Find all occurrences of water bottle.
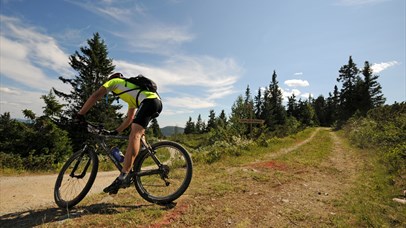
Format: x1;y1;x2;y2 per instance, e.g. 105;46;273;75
111;147;124;163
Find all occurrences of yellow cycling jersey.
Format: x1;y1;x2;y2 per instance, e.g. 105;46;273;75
103;78;159;108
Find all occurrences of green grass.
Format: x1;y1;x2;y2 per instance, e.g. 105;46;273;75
332;132;406;227
276;128;332;167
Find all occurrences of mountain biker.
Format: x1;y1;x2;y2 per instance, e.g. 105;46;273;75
76;72;162;194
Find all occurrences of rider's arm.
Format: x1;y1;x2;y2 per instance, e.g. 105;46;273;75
115;107;136;133
78;86;108;115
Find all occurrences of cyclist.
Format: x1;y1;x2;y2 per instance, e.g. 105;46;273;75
76;72;162;194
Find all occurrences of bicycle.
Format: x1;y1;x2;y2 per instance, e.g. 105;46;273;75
54;122;193;209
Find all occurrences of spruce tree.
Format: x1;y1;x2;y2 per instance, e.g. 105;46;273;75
264;71;286;130
254;87;263;119
217;110;228;128
184;117;195;134
196;114;204;133
287;94;298;118
41;90;64;120
337;56;360;121
206;109;217;132
361;61;386;112
54;33;120;126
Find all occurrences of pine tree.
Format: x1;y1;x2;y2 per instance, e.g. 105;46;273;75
337;56;360;121
243;85;255;120
254;87;263;119
360;61;386;113
196;114;204;133
287;94;298;117
53;33;120;126
229;95;248;135
206;109;217;132
184;117;196;134
314;95;327;126
264;71;286;130
41;90;64;120
217;110;228;128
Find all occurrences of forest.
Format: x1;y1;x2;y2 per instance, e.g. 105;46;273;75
0;33;404;187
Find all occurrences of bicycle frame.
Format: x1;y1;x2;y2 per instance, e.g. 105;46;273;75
85;123;164;175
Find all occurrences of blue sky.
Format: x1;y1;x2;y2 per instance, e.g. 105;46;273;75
1;0;405;127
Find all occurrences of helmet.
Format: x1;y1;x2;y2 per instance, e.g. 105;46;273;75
108;72;124;80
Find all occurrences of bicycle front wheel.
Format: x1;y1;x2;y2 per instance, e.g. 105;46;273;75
133;141;193;204
54;148;98;209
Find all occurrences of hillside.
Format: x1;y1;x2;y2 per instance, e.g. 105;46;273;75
161;126;185;136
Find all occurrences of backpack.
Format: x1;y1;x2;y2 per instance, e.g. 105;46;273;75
113;74;159;107
125;74;157;92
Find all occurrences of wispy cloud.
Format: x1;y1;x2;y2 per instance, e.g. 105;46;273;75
0;15;72;90
371;61;399;73
0;15;72;118
68;0;194;55
293;72;303;76
0;86;50;117
0;87;20;95
115;55;242;110
284;79;310;87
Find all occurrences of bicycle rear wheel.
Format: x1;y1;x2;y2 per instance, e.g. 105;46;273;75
54;148;98;209
133;141;193;204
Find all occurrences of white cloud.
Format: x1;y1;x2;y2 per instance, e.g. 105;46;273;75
371;61;399;73
114;55;242;110
284;79;310;87
0;15;72;91
281;88;301;101
294;72;303;76
0;87;47;118
0;87;20;95
166;96;216;109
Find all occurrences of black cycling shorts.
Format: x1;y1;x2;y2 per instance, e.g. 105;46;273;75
133;98;162;129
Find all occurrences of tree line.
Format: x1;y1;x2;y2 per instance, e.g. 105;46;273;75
184;56;386;137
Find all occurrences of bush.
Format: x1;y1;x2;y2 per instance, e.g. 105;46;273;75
0;152;24;171
344;103;406;185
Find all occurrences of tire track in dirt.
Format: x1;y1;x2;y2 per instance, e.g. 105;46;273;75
265;127;321;159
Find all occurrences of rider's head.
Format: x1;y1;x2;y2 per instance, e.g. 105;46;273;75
108;72;124;81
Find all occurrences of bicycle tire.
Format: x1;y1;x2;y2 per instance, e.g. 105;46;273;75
54;148;99;209
133;141;193;204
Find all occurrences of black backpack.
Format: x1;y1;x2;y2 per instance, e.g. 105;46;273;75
126;74;157;92
114;74;159;106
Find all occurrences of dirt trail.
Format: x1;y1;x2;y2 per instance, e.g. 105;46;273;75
167;128;361;227
0;170;119;215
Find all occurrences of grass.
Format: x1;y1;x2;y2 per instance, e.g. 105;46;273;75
6;127;405;227
276;128;333;167
332;133;406;227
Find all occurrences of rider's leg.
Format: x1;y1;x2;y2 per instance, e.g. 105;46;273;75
103;123;145;194
122;123;145;173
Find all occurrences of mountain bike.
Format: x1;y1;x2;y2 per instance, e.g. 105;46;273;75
54;122;193;209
